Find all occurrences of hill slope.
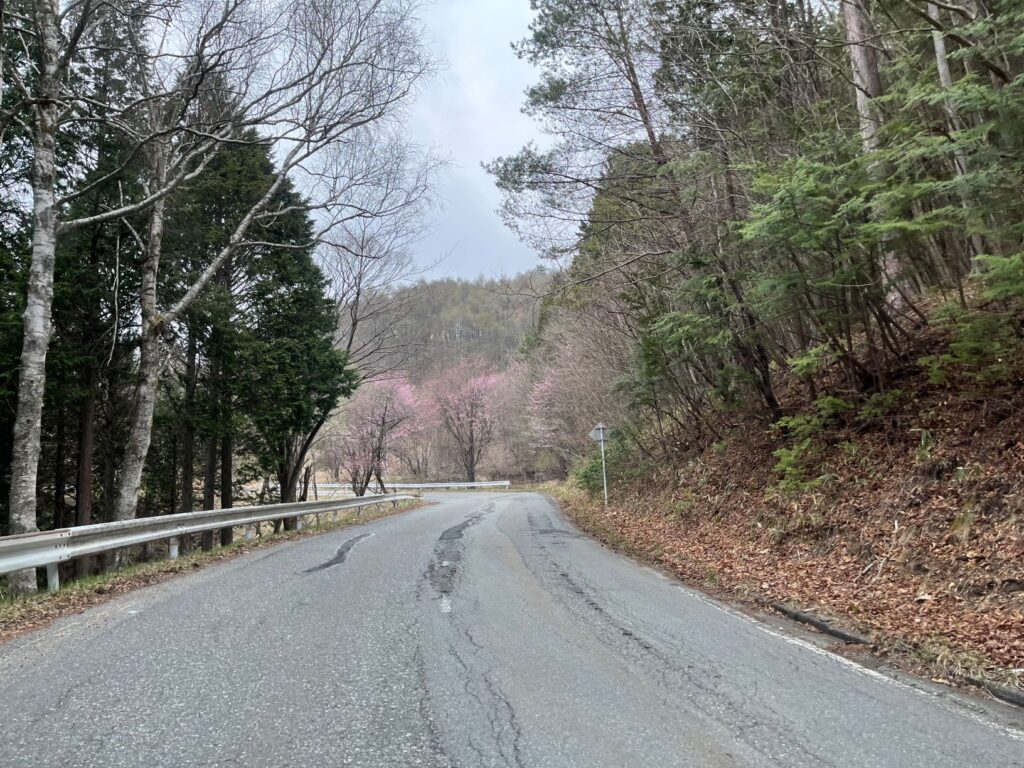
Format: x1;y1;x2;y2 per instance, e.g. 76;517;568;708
559;319;1024;682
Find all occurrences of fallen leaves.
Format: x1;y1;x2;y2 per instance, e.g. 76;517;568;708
556;353;1024;677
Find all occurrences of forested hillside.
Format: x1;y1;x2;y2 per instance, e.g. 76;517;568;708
388;272;544;379
312;271;544;490
478;0;1024;680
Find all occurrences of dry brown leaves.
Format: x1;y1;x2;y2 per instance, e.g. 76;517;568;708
560;345;1024;677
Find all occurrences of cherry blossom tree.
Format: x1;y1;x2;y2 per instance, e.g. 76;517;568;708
389;384;438;480
431;364;502;482
336;377;418;496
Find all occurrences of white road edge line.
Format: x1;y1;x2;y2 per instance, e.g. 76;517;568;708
674;583;1024;742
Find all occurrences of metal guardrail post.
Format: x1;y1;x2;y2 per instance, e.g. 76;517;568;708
46;564;59;593
168;537;180;560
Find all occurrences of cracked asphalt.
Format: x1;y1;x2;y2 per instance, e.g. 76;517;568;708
0;492;1022;767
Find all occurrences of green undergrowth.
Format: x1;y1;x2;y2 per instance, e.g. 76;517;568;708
573;431;655;497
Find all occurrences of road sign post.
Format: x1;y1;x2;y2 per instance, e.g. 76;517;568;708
589;423;609;506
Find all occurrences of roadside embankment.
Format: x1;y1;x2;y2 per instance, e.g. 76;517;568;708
553;346;1024;695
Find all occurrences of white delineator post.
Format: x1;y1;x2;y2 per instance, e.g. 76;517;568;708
589;423;609;506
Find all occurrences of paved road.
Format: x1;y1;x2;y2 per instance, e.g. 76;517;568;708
0;492;1021;767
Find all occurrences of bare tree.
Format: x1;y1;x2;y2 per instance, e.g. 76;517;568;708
321;131;439;380
109;0;431;526
2;0;265;591
290;133;438;499
334;379;416;496
521;307;632;466
259;131;438;508
488;0;670;263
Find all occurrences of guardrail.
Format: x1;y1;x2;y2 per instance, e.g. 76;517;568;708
0;495;413;593
318;481;511;492
388;481;511;490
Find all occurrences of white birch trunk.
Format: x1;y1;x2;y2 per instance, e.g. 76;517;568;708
842;0;884;152
108;147;293;528
928;3;986;270
6;1;62;594
841;0;902;292
111;333;168;523
111;146;169;525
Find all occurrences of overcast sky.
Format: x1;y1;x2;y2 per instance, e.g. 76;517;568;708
408;1;542;280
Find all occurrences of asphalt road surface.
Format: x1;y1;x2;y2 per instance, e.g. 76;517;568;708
1;492;1021;767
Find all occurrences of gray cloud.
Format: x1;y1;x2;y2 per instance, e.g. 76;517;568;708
408;0;542;279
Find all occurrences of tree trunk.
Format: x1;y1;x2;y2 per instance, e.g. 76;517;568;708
74;208;106;576
202;438;217;550
0;420;11;537
101;430;116;521
299;464;311;502
373;465;386;494
53;389;67;529
279;418;328;529
352;468;369;498
179;333;196;554
609;4;665;165
6;3;62;593
220;435;233;546
74;368;97;578
111;330;166;522
107;330;165;568
111;144;169;525
928;2;986;271
168;434;178;517
280;460;299;530
842;0;884;153
842;0;904;292
280;466;297;502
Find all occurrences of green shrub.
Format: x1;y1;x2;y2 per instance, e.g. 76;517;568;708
774;394;853;443
772;438;817;493
572;431;644;497
787;344;835;380
920;307;1021;386
770;395;855;493
978;253;1024;301
857;389;905;425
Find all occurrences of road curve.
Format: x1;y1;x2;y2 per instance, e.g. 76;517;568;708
0;492;1021;767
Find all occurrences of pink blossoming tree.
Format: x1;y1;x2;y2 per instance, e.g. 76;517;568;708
431;364;503;482
338;377;419;496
